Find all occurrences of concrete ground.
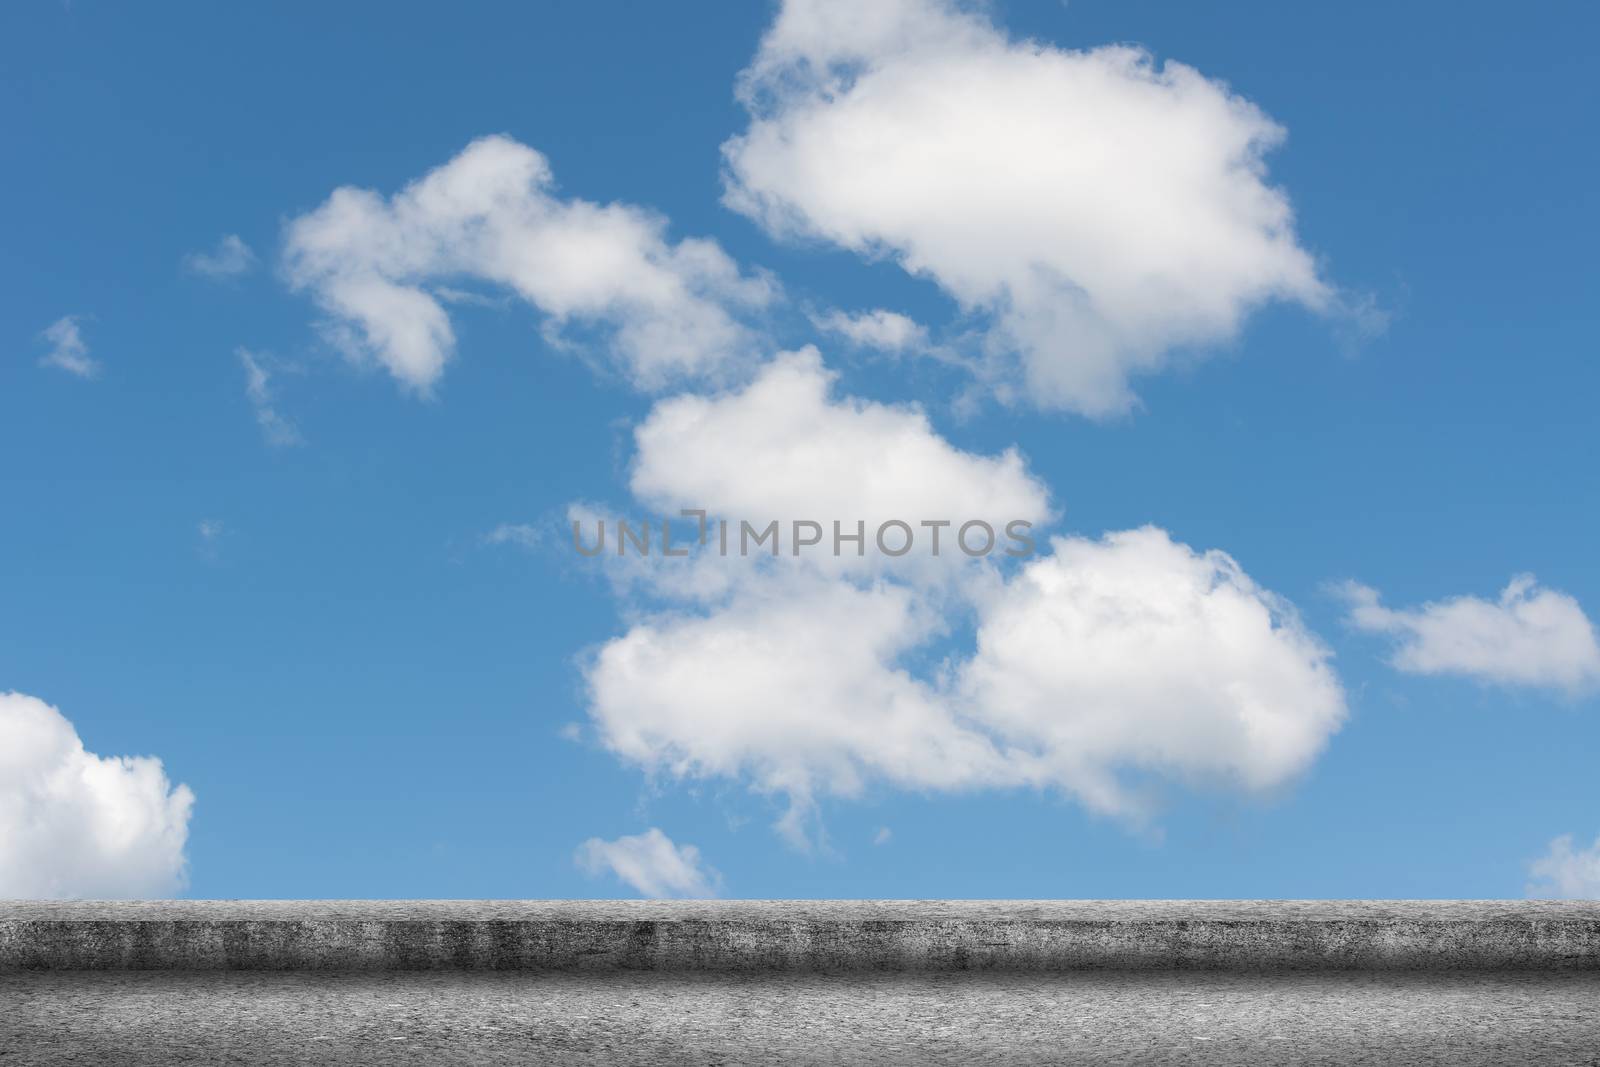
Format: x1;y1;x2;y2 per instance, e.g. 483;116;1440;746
3;970;1598;1066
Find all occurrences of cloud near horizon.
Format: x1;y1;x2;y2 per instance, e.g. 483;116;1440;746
583;350;1346;846
1527;833;1600;899
0;691;195;899
575;827;721;898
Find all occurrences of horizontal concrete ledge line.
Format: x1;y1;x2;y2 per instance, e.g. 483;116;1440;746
4;901;1599;973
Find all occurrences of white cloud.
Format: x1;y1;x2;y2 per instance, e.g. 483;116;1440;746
588;529;1343;840
723;0;1331;416
237;348;302;447
631;347;1049;566
184;234;256;278
1340;576;1600;693
583;351;1345;844
1528;834;1600;899
484;523;542;550
813;308;927;353
284;135;775;394
38;316;99;378
574;827;721;898
587;574;1004;845
0;691;195;899
573;349;1048;611
958;528;1345;816
873;826;892;845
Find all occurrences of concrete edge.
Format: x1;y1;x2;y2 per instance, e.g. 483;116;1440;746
4;901;1598;973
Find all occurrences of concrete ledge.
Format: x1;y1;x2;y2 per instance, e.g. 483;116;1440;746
4;901;1598;973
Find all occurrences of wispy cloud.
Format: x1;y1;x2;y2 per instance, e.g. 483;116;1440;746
184;234;257;279
483;523;542;551
1338;576;1600;693
1527;833;1600;898
575;828;721;898
812;308;928;353
237;348;303;447
197;519;226;562
38;316;99;378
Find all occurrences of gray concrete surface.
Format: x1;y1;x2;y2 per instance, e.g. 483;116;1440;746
6;900;1600;972
3;970;1598;1065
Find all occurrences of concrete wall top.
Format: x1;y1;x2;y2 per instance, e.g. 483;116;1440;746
7;900;1600;923
5;900;1598;973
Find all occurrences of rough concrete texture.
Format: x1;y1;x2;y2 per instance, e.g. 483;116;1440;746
4;970;1599;1065
4;901;1599;973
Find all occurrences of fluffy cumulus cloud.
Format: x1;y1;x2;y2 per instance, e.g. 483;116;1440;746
284;135;775;394
575;827;721;898
722;0;1330;415
631;347;1049;553
589;577;1003;844
0;691;195;899
1340;576;1600;693
1527;834;1600;899
583;349;1345;844
958;529;1345;816
38;316;99;379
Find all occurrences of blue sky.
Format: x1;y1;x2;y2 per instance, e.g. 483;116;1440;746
2;0;1597;901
